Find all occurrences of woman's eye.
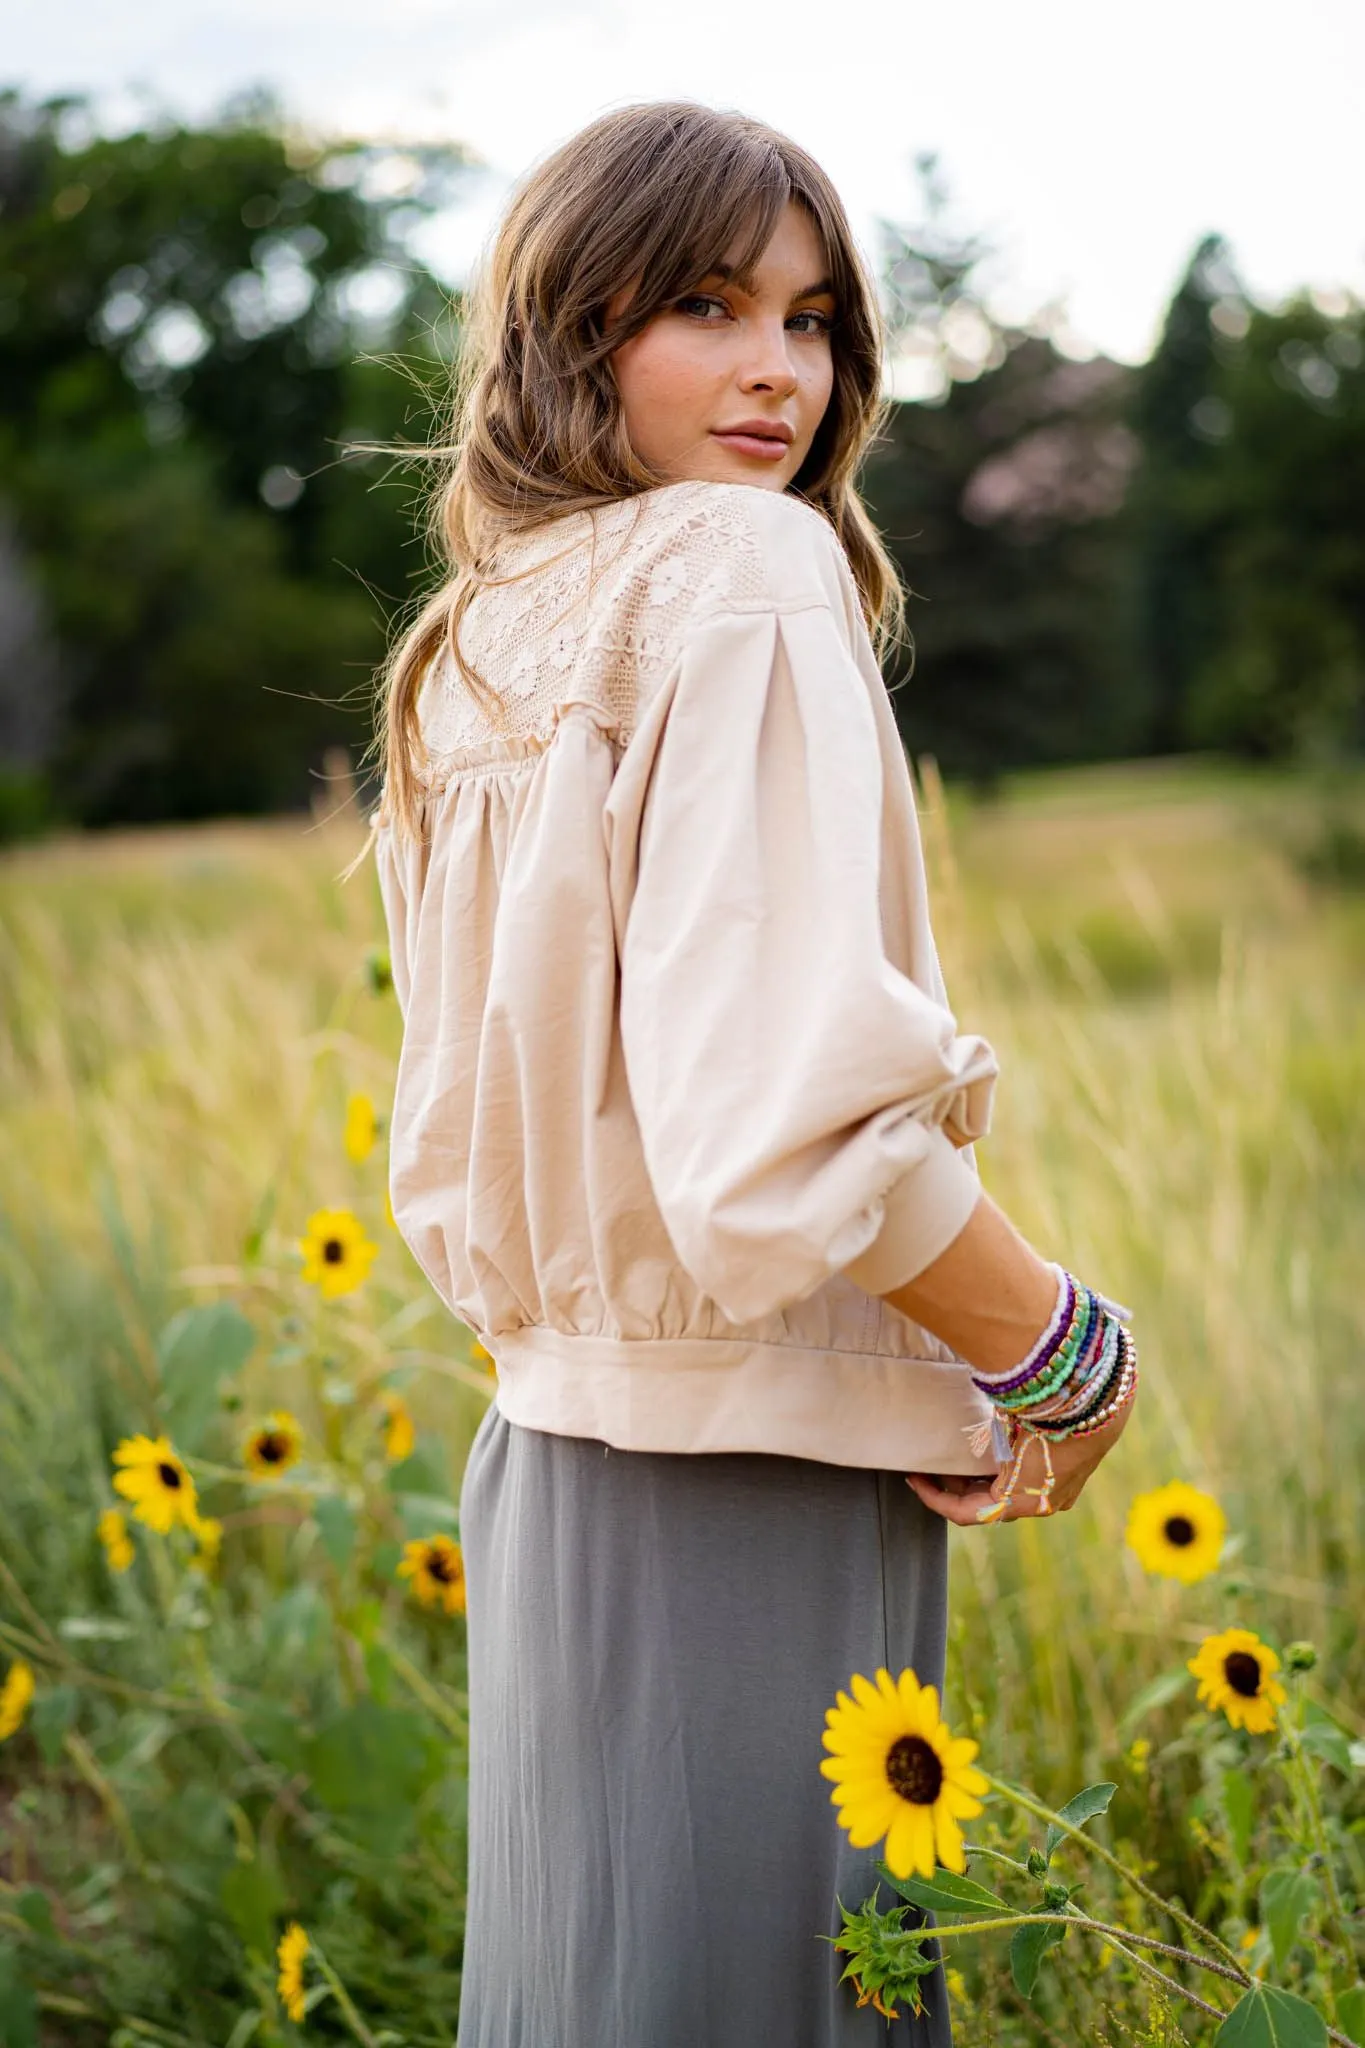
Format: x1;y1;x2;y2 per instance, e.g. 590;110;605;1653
674;294;729;320
788;309;833;335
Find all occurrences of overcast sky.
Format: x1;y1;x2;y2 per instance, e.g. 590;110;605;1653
9;0;1365;364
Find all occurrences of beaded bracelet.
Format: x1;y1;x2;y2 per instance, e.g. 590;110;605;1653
964;1266;1139;1520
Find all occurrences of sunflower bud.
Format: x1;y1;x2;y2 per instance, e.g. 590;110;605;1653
1284;1641;1318;1673
1027;1849;1048;1878
364;946;393;996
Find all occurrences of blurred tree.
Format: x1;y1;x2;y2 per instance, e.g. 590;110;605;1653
1129;234;1365;760
1126;233;1247;753
0;87;466;826
861;157;1142;783
1181;291;1365;758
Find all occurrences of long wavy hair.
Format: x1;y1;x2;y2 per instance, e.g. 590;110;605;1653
367;100;904;846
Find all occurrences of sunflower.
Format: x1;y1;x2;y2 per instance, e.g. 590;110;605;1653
97;1506;135;1573
1188;1627;1287;1735
243;1411;304;1479
191;1514;224;1569
1125;1481;1226;1584
378;1389;415;1463
297;1208;378;1300
343;1091;379;1163
112;1434;200;1534
276;1919;309;2022
0;1659;35;1742
820;1667;988;1880
397;1533;467;1616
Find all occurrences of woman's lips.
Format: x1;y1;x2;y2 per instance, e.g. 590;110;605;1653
710;430;790;461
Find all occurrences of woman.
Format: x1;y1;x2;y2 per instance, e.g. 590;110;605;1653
367;101;1136;2047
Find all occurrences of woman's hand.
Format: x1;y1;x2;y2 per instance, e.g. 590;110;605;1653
905;1395;1134;1526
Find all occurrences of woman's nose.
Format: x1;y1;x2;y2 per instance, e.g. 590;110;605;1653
737;321;800;395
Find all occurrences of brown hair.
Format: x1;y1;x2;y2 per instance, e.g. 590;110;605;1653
367;100;904;845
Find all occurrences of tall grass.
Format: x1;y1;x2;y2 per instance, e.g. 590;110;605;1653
1;763;1361;2042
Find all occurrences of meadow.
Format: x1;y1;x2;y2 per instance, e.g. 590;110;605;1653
0;757;1362;2045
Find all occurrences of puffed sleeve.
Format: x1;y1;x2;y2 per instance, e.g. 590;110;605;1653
612;589;999;1328
371;805;422;1023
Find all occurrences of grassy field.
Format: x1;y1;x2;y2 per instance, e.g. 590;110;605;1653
1;757;1362;2043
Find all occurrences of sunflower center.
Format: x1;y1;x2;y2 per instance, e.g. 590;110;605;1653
157;1462;182;1489
256;1433;288;1463
1163;1515;1196;1547
885;1735;944;1807
323;1238;345;1264
425;1549;455;1583
1223;1651;1262;1698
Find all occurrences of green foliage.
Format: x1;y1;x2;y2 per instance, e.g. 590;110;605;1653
1216;1985;1327;2047
0;87;468;826
1044;1782;1117;1864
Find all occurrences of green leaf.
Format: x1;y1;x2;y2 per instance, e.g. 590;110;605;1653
386;1445;452;1499
57;1615;134;1641
12;1890;54;1940
1222;1767;1256;1865
157;1302;256;1450
877;1864;1009;1915
314;1494;357;1570
28;1684;78;1765
393;1490;461;1539
1010;1919;1066;1999
1298;1706;1353;1776
0;1945;38;2048
1215;1985;1326;2047
1335;1986;1365;2042
220;1855;286;1959
1258;1867;1318;1973
1119;1666;1193;1736
1045;1782;1117;1864
304;1698;446;1855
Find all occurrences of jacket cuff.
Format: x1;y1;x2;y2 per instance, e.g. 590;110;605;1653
841;1127;983;1297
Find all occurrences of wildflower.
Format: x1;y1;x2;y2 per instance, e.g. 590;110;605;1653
853;1977;900;2019
112;1434;200;1534
1188;1628;1287;1735
397;1534;467;1616
277;1919;309;2022
1125;1481;1226;1584
1126;1736;1151;1775
97;1506;135;1573
378;1389;415;1464
471;1339;495;1376
343;1091;379;1164
383;1186;397;1231
297;1208;378;1301
820;1668;988;1880
945;1966;969;2004
244;1411;304;1479
191;1515;223;1568
0;1659;35;1742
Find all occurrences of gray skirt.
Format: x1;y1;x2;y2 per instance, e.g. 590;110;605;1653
457;1404;954;2048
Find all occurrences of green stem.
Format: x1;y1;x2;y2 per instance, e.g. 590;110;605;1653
883;1908;1248;1988
310;1943;379;2048
984;1772;1248;1977
1284;1719;1358;1977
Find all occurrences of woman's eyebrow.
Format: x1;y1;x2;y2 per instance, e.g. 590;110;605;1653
699;265;837;302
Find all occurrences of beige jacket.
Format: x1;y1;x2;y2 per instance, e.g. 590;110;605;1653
373;479;1004;1473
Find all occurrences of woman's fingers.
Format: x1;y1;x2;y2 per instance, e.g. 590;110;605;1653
907;1400;1134;1528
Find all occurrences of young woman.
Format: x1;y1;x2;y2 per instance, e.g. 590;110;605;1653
368;100;1136;2047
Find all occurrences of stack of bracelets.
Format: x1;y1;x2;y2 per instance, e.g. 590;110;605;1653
964;1264;1139;1522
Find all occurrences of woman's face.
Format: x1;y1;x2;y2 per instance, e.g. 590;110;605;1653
607;199;837;492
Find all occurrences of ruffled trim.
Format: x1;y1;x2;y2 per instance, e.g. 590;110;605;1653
418;696;625;793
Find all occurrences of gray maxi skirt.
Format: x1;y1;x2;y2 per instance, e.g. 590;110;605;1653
457;1403;955;2048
